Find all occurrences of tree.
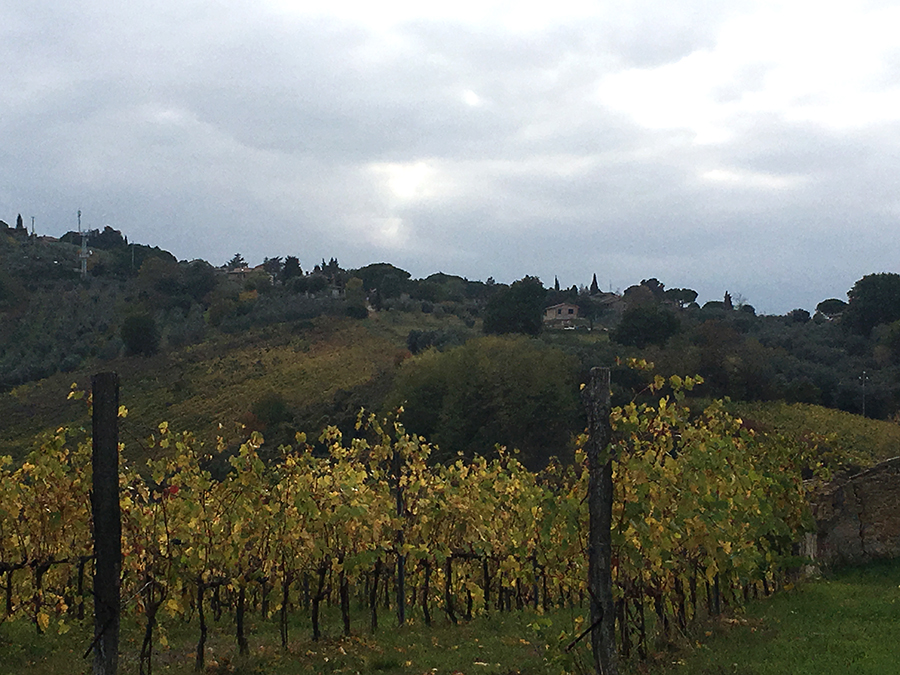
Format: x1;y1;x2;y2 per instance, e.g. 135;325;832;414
816;298;848;318
280;256;301;283
344;277;368;319
410;273;467;303
664;287;698;309
91;226;126;249
844;273;900;335
482;276;545;336
700;300;726;316
589;273;600;295
612;305;680;348
577;291;608;330
301;274;328;294
623;284;656;308
136;257;186;309
788;308;810;323
388;336;580;468
320;257;342;283
244;269;274;293
724;291;733;311
353;263;411;298
121;314;160;356
879;320;900;362
183;260;218;303
226;253;247;270
15;214;24;230
262;257;283;278
641;278;666;299
0;268;23;309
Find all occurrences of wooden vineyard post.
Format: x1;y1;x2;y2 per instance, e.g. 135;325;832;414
92;372;121;675
582;367;619;675
392;443;406;626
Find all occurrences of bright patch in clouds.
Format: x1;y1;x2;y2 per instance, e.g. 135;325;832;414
597;50;736;144
462;89;482;107
373;161;436;202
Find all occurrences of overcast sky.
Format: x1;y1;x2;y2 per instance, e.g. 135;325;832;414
3;0;899;314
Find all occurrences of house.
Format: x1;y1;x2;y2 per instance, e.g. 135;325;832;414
543;302;579;326
224;266;254;280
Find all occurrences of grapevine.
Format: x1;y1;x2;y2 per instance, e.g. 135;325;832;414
0;375;817;667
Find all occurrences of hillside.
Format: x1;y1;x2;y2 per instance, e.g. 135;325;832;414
5;225;900;469
0;306;490;463
730;400;900;469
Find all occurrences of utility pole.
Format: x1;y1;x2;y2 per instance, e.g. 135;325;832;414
860;370;869;418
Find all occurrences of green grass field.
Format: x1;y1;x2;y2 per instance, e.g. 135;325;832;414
3;560;898;675
639;559;900;675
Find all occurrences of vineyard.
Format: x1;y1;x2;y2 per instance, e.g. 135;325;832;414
0;373;818;673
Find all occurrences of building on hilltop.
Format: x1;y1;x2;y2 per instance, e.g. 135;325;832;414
543;302;579;327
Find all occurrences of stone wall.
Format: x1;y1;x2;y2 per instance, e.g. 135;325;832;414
810;456;900;566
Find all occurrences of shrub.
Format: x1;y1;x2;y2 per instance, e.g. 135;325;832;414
121;314;160;356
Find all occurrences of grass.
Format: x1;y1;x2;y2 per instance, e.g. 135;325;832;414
638;559;900;675
4;560;899;675
0;603;591;675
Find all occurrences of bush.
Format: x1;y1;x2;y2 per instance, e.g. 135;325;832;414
121;314;160;356
251;392;292;427
345;304;368;319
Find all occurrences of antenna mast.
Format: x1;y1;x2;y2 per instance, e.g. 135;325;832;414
77;210;89;278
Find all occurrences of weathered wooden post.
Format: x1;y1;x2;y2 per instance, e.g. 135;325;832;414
582;367;619;675
391;440;407;627
92;372;121;675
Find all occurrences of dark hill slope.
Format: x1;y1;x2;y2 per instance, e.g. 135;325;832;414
0;317;409;462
